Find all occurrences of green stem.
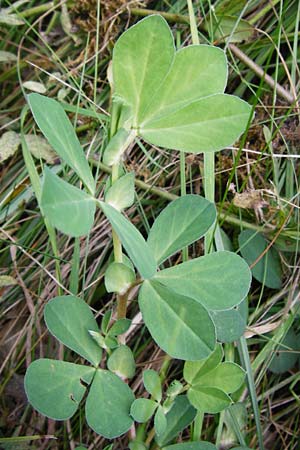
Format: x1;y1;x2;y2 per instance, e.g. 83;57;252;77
204;152;215;253
192;412;204;441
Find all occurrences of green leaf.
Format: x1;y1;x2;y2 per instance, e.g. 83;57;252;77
44;295;102;366
205;15;254;44
154;405;167;437
154;251;251;311
103;128;136;166
99;201;157;279
85;369;134;438
210;298;248;343
187;385;231;413
113;15;174;125
147;195;216;264
105;172;135;211
107;345;136;379
163;442;217;450
108;318;132;336
140;45;227;123
24;359;95;419
140;94;251;153
156;396;197;447
105;262;135;294
41;167;95;237
101;310;113;334
143;369;162;402
28;93;95;194
195;362;245;394
184;344;223;385
238;230;282;289
130;398;158;423
268;328;299;374
139;280;215;361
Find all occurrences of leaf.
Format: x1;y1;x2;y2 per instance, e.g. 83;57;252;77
108;318;132;336
187;385;231;414
99;201;157;279
101;310;112;334
44;295;102;366
194;362;245;394
0;12;24;25
140;45;227;124
24;359;95;420
130;398;158;422
103;128;136;166
238;230;282;289
41;167;96;237
0;275;18;287
107;345;136;379
0;51;17;62
205;15;254;43
156;396;197;447
210;298;248;343
24;134;57;164
184;344;223;385
143;369;162;402
85;369;134;438
28;93;95;194
0;131;20;163
154;406;167;436
105;172;135;211
105;262;135;294
23;81;47;94
139;280;215;361
147;195;216;264
113;15;174;125
155;251;251;311
140;94;251;153
163;442;217;450
268;328;299;374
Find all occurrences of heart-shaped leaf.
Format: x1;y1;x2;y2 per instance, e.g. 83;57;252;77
44;295;102;366
24;359;95;419
154;251;251;311
99;201;157;279
139;280;216;360
194;362;245;394
147;195;216;264
85;369;135;438
28;94;95;194
41;167;95;237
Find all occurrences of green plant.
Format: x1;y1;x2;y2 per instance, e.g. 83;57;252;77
24;15;253;449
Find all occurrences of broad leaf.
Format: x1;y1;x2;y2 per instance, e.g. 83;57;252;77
155;251;251;311
113;15;174;125
107;345;136;379
86;369;134;438
99;201;157;279
195;362;245;394
147;195;216;264
105;262;135;294
41;167;95;237
163;443;217;450
210;298;248;343
105;172;135;211
154;406;167;437
156;396;197;447
139;280;215;360
238;230;282;289
268;328;299;374
130;398;158;423
28;94;95;194
24;359;95;419
143;369;162;402
187;385;231;413
140;94;251;153
44;295;102;366
184;344;223;385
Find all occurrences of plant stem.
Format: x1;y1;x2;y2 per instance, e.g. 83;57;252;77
192;412;204;441
204;152;216;253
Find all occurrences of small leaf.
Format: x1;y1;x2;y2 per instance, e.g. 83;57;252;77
166;380;183;398
103;128;136;166
238;230;282;289
130;398;158;422
147;195;216;264
269;328;299;374
155;251;251;311
105;262;135;294
0;275;18;287
24;134;57;164
41;167;96;237
23;81;47;94
205;15;254;43
187;385;231;413
139;280;216;361
28;93;95;194
105;172;135;211
0;131;20;163
143;369;162;402
108;318;132;336
184;344;223;385
24;359;95;419
195;362;245;394
156;396;197;447
0;12;24;25
210;298;248;343
101;310;113;334
0;51;17;62
44;295;102;366
99;201;157;279
86;369;135;438
163;442;217;450
107;345;136;379
154;405;167;436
